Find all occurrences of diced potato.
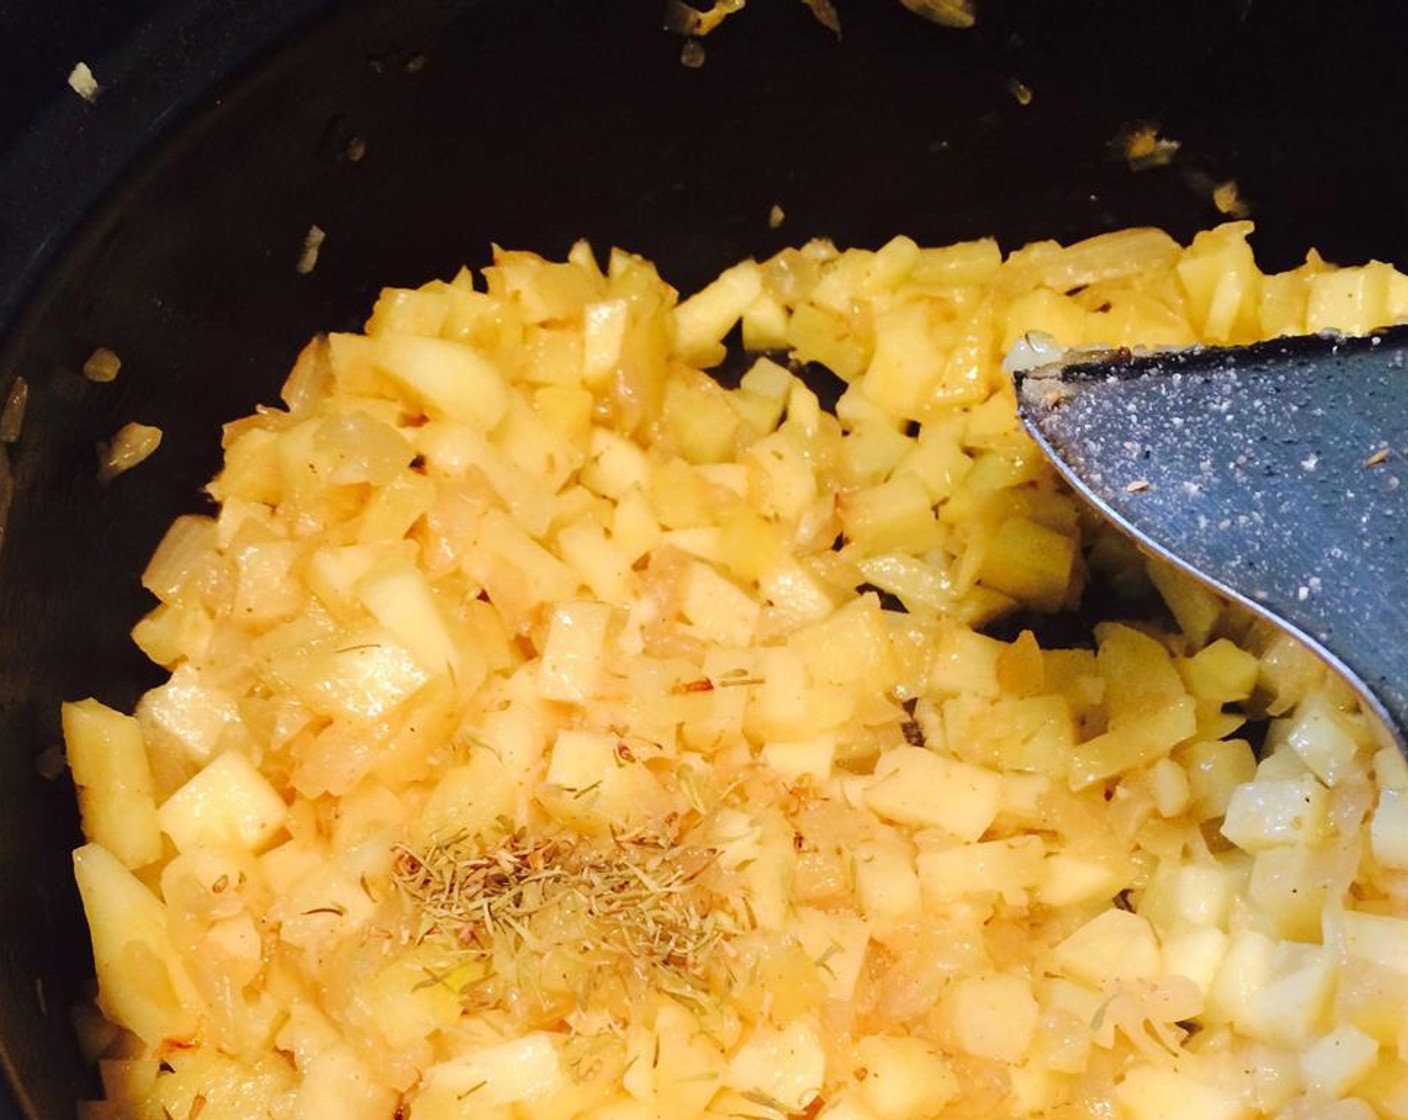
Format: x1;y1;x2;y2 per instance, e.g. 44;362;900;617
1372;788;1408;870
787;301;871;381
1301;1025;1379;1099
938;972;1038;1062
865;746;1001;841
1067;694;1197;790
674;261;763;366
725;1018;825;1115
73;843;201;1045
1178;639;1260;703
622;999;725;1116
1161;926;1230;997
157;751;287;854
1180;738;1258;821
853;838;922;922
850;1034;958;1120
1053;910;1161;985
356;559;473;681
1114;1063;1251;1120
1341;911;1408;975
678;560;760;648
1207;934;1336;1046
1038;851;1130;908
538;601;613;702
292;631;430;722
790;908;869;1001
63;699;162;869
976;514;1076;611
415;751;517;845
1221;775;1329;853
374;333;510;429
917;835;1044;905
1283;690;1365;787
839;475;942;557
287;1043;399;1120
761;736;836;783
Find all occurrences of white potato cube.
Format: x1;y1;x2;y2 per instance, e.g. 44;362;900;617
1372;788;1408;870
853;839;922;922
761;736;837;783
865;746;1001;841
582;298;629;384
356;560;469;680
674;261;763;365
72;843;201;1045
939;972;1038;1062
726;1017;825;1115
1220;775;1329;853
417;1032;565;1109
1052;909;1161;986
1038;852;1129;908
63;699;161;868
1301;1025;1379;1099
791;908;870;1000
917;836;1044;906
136;663;243;763
1286;691;1365;787
1161;926;1230;997
851;1034;958;1120
1342;910;1408;975
678;560;761;648
374;333;509;430
290;1042;399;1120
1114;1063;1252;1120
158;750;287;853
538;601;613;702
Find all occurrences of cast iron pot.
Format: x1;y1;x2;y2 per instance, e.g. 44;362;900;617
3;1;1408;1116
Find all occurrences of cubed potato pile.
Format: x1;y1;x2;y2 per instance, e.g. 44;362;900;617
65;222;1408;1120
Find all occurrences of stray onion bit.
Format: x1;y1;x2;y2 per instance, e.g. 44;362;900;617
82;347;122;384
98;422;162;483
768;203;786;229
1117;123;1181;171
1002;329;1066;374
800;0;842;35
1006;77;1033;106
67;62;100;103
663;0;745;37
899;0;976;28
1126;478;1152;493
296;224;326;276
1365;447;1391;468
0;377;28;443
1212;179;1251;219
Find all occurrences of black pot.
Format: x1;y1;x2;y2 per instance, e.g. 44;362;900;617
3;1;1408;1115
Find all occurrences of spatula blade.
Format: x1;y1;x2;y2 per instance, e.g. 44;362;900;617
1015;325;1408;748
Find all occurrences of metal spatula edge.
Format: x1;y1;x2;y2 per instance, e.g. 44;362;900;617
1014;325;1408;752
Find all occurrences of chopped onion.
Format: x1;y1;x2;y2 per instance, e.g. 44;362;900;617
296;225;326;276
83;348;122;383
98;423;162;483
0;377;27;443
67;62;100;103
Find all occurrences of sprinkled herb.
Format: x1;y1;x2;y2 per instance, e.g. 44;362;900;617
392;826;747;1014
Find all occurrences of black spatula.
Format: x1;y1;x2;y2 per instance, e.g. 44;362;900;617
1014;325;1408;749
